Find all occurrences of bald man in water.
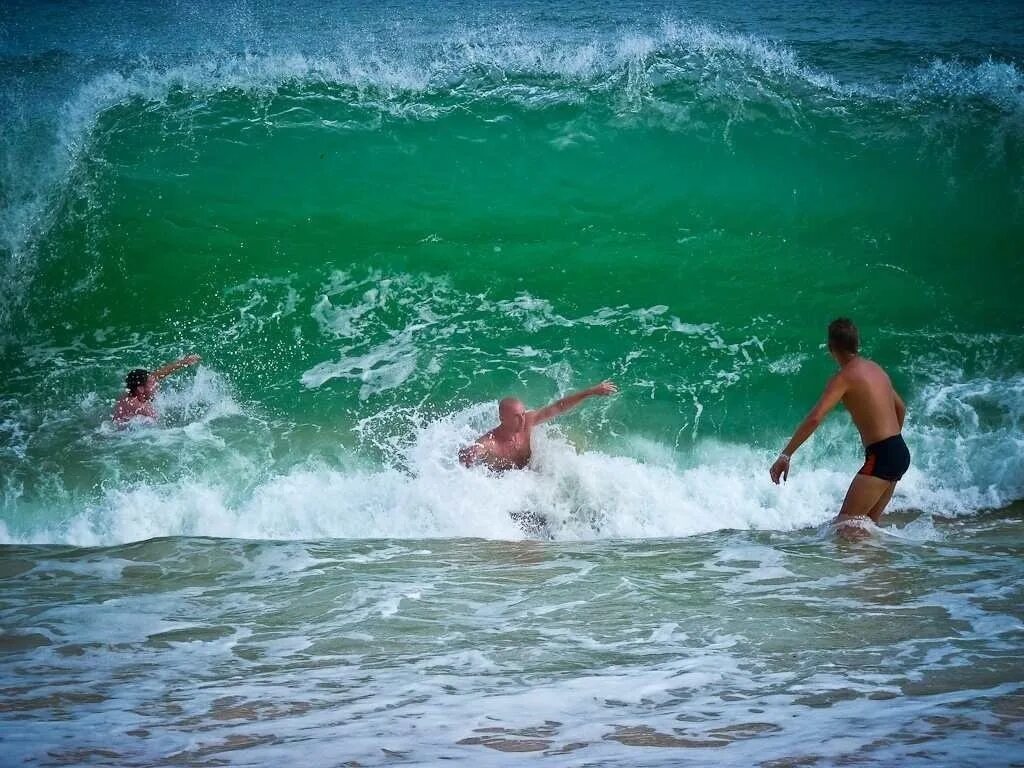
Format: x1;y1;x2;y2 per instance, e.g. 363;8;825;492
459;381;618;471
769;318;910;525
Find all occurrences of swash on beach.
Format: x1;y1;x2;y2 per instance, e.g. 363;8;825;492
1;0;1023;765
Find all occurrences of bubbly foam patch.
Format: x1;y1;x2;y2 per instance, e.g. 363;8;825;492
898;375;1024;514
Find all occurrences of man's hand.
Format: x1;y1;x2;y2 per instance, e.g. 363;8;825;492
153;354;202;381
589;380;618;396
769;454;790;485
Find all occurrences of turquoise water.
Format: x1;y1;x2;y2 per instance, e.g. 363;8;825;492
1;1;1023;764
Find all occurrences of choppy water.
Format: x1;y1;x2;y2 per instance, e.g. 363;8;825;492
3;516;1024;766
1;0;1023;764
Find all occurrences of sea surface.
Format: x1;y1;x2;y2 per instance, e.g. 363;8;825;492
1;1;1023;765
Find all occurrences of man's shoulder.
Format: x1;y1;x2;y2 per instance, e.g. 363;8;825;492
841;358;892;392
857;357;891;380
828;368;850;387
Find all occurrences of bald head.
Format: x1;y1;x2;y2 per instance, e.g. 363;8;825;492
498;397;527;429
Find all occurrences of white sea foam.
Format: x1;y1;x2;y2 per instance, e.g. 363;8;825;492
3;376;1018;547
897;375;1024;515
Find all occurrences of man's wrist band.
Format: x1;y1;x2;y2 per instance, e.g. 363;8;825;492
779;452;791;462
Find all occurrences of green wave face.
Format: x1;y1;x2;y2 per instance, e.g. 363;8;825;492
2;12;1023;542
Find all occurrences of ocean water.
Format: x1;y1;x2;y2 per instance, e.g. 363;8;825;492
1;0;1023;765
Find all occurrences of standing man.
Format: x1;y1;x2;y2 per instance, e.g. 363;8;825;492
112;354;201;426
769;319;910;524
459;381;618;471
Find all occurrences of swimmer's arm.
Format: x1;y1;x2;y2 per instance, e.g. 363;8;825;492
529;381;618;425
771;374;847;483
152;354;201;381
784;374;847;455
894;390;906;429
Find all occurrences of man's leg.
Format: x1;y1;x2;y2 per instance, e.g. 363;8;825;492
865;482;896;524
836;473;892;520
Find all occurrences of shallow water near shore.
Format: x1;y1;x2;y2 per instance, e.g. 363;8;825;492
3;504;1023;766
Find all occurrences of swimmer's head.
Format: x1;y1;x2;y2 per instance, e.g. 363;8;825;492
125;368;157;399
498;397;527;430
827;317;859;358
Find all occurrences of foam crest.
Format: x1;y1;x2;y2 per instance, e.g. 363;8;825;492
0;401;893;547
3;375;1022;547
904;58;1024;113
49;24;1017;138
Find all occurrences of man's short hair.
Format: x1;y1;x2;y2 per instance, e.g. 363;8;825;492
828;318;859;355
125;368;149;392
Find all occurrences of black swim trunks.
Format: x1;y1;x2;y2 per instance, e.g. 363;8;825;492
858;434;911;481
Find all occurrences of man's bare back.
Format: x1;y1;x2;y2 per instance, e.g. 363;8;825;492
459;381;617;472
833;357;903;447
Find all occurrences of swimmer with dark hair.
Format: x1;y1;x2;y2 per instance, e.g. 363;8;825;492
112;354;201;426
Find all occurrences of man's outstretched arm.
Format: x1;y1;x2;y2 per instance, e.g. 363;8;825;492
770;374;847;484
152;354;201;381
529;381;618;425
